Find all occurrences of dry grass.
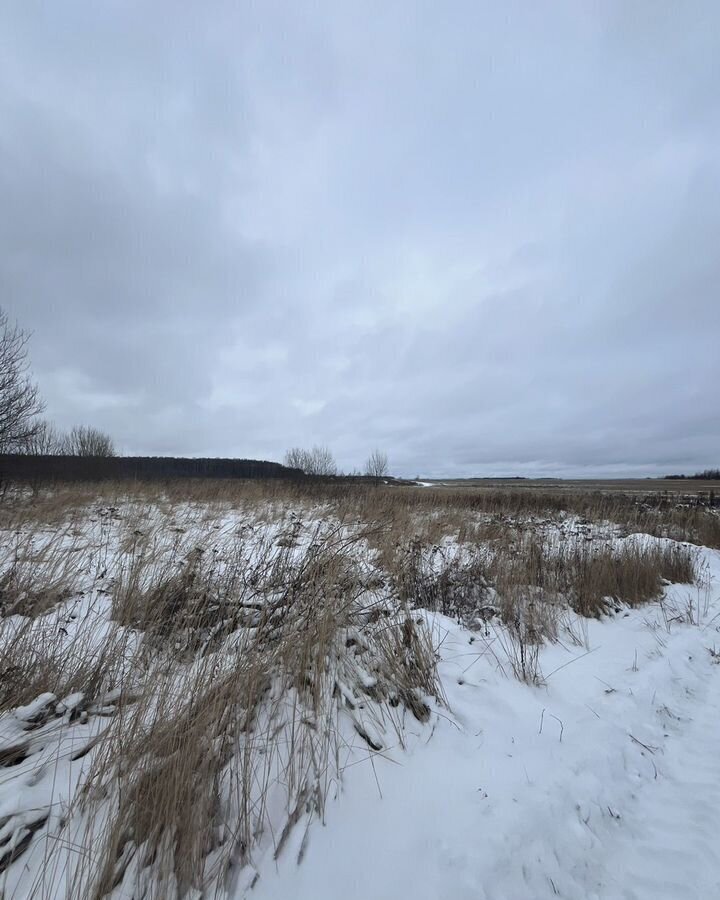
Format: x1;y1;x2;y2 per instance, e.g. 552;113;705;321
0;527;78;618
0;612;135;715
72;525;439;897
2;476;719;547
0;477;705;895
0;506;440;896
491;536;697;620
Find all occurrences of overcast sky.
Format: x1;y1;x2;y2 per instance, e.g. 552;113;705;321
1;2;718;477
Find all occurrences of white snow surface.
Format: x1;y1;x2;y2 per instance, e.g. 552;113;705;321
1;499;719;899
254;551;720;900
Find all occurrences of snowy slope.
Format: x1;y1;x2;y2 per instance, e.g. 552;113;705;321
253;548;720;900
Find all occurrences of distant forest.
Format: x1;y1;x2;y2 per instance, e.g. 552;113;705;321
0;454;302;482
664;469;720;480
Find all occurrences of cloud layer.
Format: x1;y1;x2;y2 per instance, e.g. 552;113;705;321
2;2;719;476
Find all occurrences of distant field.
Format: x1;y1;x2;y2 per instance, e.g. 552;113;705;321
419;477;720;495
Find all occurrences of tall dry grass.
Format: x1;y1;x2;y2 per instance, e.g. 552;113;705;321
3;477;719;547
75;526;439;897
0;504;441;897
0;477;704;894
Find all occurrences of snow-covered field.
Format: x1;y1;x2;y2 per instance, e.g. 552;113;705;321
0;486;718;899
258;565;720;900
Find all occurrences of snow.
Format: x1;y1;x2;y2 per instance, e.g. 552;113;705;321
1;499;719;898
253;549;720;900
12;693;57;723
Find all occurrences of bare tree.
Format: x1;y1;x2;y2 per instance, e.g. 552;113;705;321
25;419;65;454
64;425;116;457
284;447;309;472
365;448;389;484
0;308;44;453
284;445;337;476
307;445;337;476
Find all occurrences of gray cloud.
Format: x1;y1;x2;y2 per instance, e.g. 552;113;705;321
1;1;718;476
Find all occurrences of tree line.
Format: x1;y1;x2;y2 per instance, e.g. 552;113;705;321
664;469;720;480
1;306;392;482
0;308;115;456
284;446;390;482
0;454;298;482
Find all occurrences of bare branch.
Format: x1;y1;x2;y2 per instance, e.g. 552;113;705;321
365;449;389;484
25;419;65;454
64;425;116;457
0;308;44;452
284;445;337;476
